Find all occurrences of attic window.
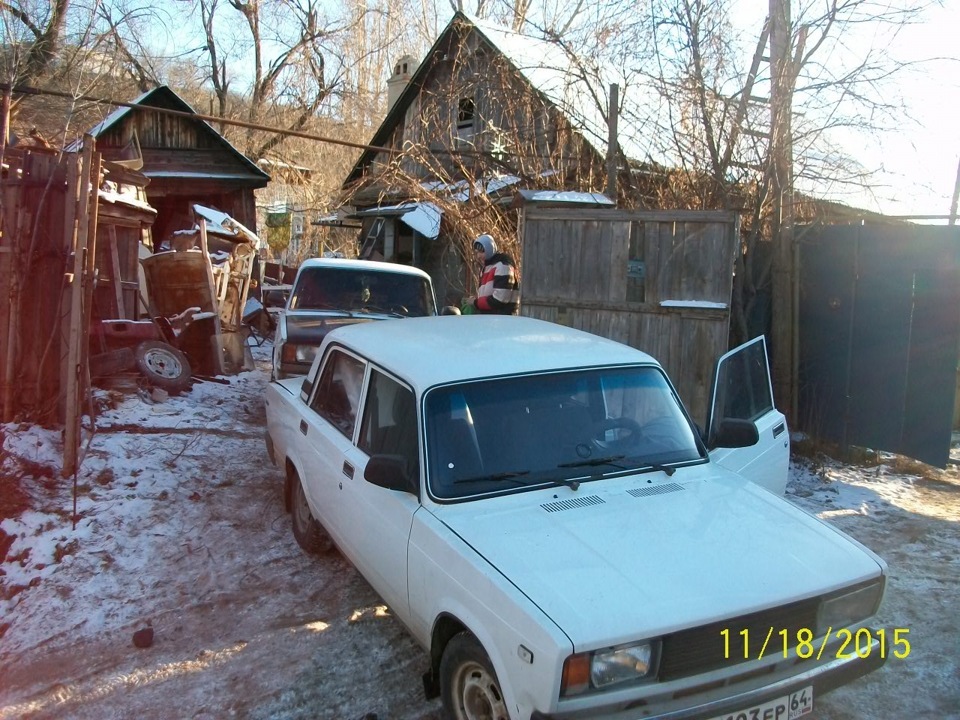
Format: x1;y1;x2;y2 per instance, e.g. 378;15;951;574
457;97;475;130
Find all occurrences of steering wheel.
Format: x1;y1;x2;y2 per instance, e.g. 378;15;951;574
641;416;687;451
594;417;643;447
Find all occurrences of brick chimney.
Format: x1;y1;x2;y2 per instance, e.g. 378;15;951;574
387;54;418;111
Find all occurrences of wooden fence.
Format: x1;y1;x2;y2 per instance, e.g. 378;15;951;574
520;207;738;423
0;144;101;475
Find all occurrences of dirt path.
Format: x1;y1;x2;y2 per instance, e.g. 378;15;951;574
1;360;957;719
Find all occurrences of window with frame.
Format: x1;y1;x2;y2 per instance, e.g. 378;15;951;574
310;349;366;438
456;97;475;133
359;370;419;482
708;338;774;446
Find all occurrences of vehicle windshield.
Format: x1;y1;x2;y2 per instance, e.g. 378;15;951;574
425;367;704;500
288;267;434;317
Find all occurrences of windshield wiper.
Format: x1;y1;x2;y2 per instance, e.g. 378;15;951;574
636;462;676;477
546;456;627;492
557;455;627;469
357;304;404;318
454;470;530;485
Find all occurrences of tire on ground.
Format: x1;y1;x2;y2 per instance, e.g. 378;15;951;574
134;340;192;394
440;631;509;720
290;470;333;554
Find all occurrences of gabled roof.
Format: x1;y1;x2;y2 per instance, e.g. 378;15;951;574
79;86;269;183
344;12;662;187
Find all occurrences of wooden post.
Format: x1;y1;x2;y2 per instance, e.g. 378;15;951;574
1;192;24;422
949;155;960;226
606;83;619;202
108;225;125;317
81;148;102;415
198;219;222;310
197;219;225;374
768;0;796;421
63;143;95;477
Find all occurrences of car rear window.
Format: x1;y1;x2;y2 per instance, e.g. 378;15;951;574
289;267;434;317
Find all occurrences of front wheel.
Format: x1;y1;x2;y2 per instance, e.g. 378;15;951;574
440;632;510;720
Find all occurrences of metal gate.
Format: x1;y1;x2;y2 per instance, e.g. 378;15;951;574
798;223;960;467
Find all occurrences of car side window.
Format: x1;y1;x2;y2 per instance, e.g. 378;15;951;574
310;349;366;438
712;339;774;424
358;371;419;482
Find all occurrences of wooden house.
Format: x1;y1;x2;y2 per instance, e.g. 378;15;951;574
340;12;642;304
82;86;270;245
338;15;754;420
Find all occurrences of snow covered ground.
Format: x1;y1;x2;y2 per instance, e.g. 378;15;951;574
1;345;958;719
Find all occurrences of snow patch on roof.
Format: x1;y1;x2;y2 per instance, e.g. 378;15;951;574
98;180;156;212
398;202;441;238
193;204;261;249
519;190;615;205
419;173;524;202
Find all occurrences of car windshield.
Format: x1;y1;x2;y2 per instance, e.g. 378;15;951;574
425;367;704;500
288;267;434;317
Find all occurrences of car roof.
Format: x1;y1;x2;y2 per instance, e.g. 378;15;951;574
295;257;432;281
323;315;658;389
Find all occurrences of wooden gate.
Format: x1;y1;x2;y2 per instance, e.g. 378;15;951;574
520;208;739;422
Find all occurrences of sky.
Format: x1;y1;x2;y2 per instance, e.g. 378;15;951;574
729;0;960;218
156;0;959;219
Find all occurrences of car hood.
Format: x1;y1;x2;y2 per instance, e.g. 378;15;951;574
283;312;377;345
433;468;884;648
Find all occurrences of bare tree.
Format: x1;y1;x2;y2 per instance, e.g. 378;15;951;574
621;0;930;351
190;0;345;159
0;0;72;85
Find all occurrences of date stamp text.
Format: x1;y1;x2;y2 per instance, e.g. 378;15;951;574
720;627;911;661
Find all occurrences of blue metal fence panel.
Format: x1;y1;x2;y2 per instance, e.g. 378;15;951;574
798;223;960;468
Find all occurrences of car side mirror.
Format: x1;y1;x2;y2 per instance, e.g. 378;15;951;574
300;377;313;401
712;419;760;448
365;454;417;494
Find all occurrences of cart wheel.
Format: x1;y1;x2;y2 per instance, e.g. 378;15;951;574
134;340;192;394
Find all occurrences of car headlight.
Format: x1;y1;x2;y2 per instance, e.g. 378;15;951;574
281;343;318;365
817;578;884;634
561;640;659;696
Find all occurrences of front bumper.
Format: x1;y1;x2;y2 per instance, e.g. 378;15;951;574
532;636;885;720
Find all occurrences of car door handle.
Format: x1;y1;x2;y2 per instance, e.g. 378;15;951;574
342;461;354;479
772;422;785;438
299;420;308;435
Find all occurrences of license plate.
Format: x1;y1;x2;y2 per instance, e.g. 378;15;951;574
708;685;813;720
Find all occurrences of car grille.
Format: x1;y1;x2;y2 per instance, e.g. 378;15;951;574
658;596;820;681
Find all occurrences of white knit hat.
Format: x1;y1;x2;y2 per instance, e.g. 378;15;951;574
473;233;497;258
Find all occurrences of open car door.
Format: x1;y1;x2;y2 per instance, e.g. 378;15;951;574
706;336;790;494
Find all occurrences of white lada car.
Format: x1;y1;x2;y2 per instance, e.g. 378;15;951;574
264;316;888;720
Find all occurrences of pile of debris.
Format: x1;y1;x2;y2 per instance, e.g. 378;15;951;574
90;203;261;396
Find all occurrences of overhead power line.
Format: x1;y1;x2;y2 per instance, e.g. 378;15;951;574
4;84;400;156
3;84;594;165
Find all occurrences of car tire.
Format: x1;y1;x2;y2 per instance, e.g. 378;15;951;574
440;632;509;720
134;340;192;394
290;472;333;555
